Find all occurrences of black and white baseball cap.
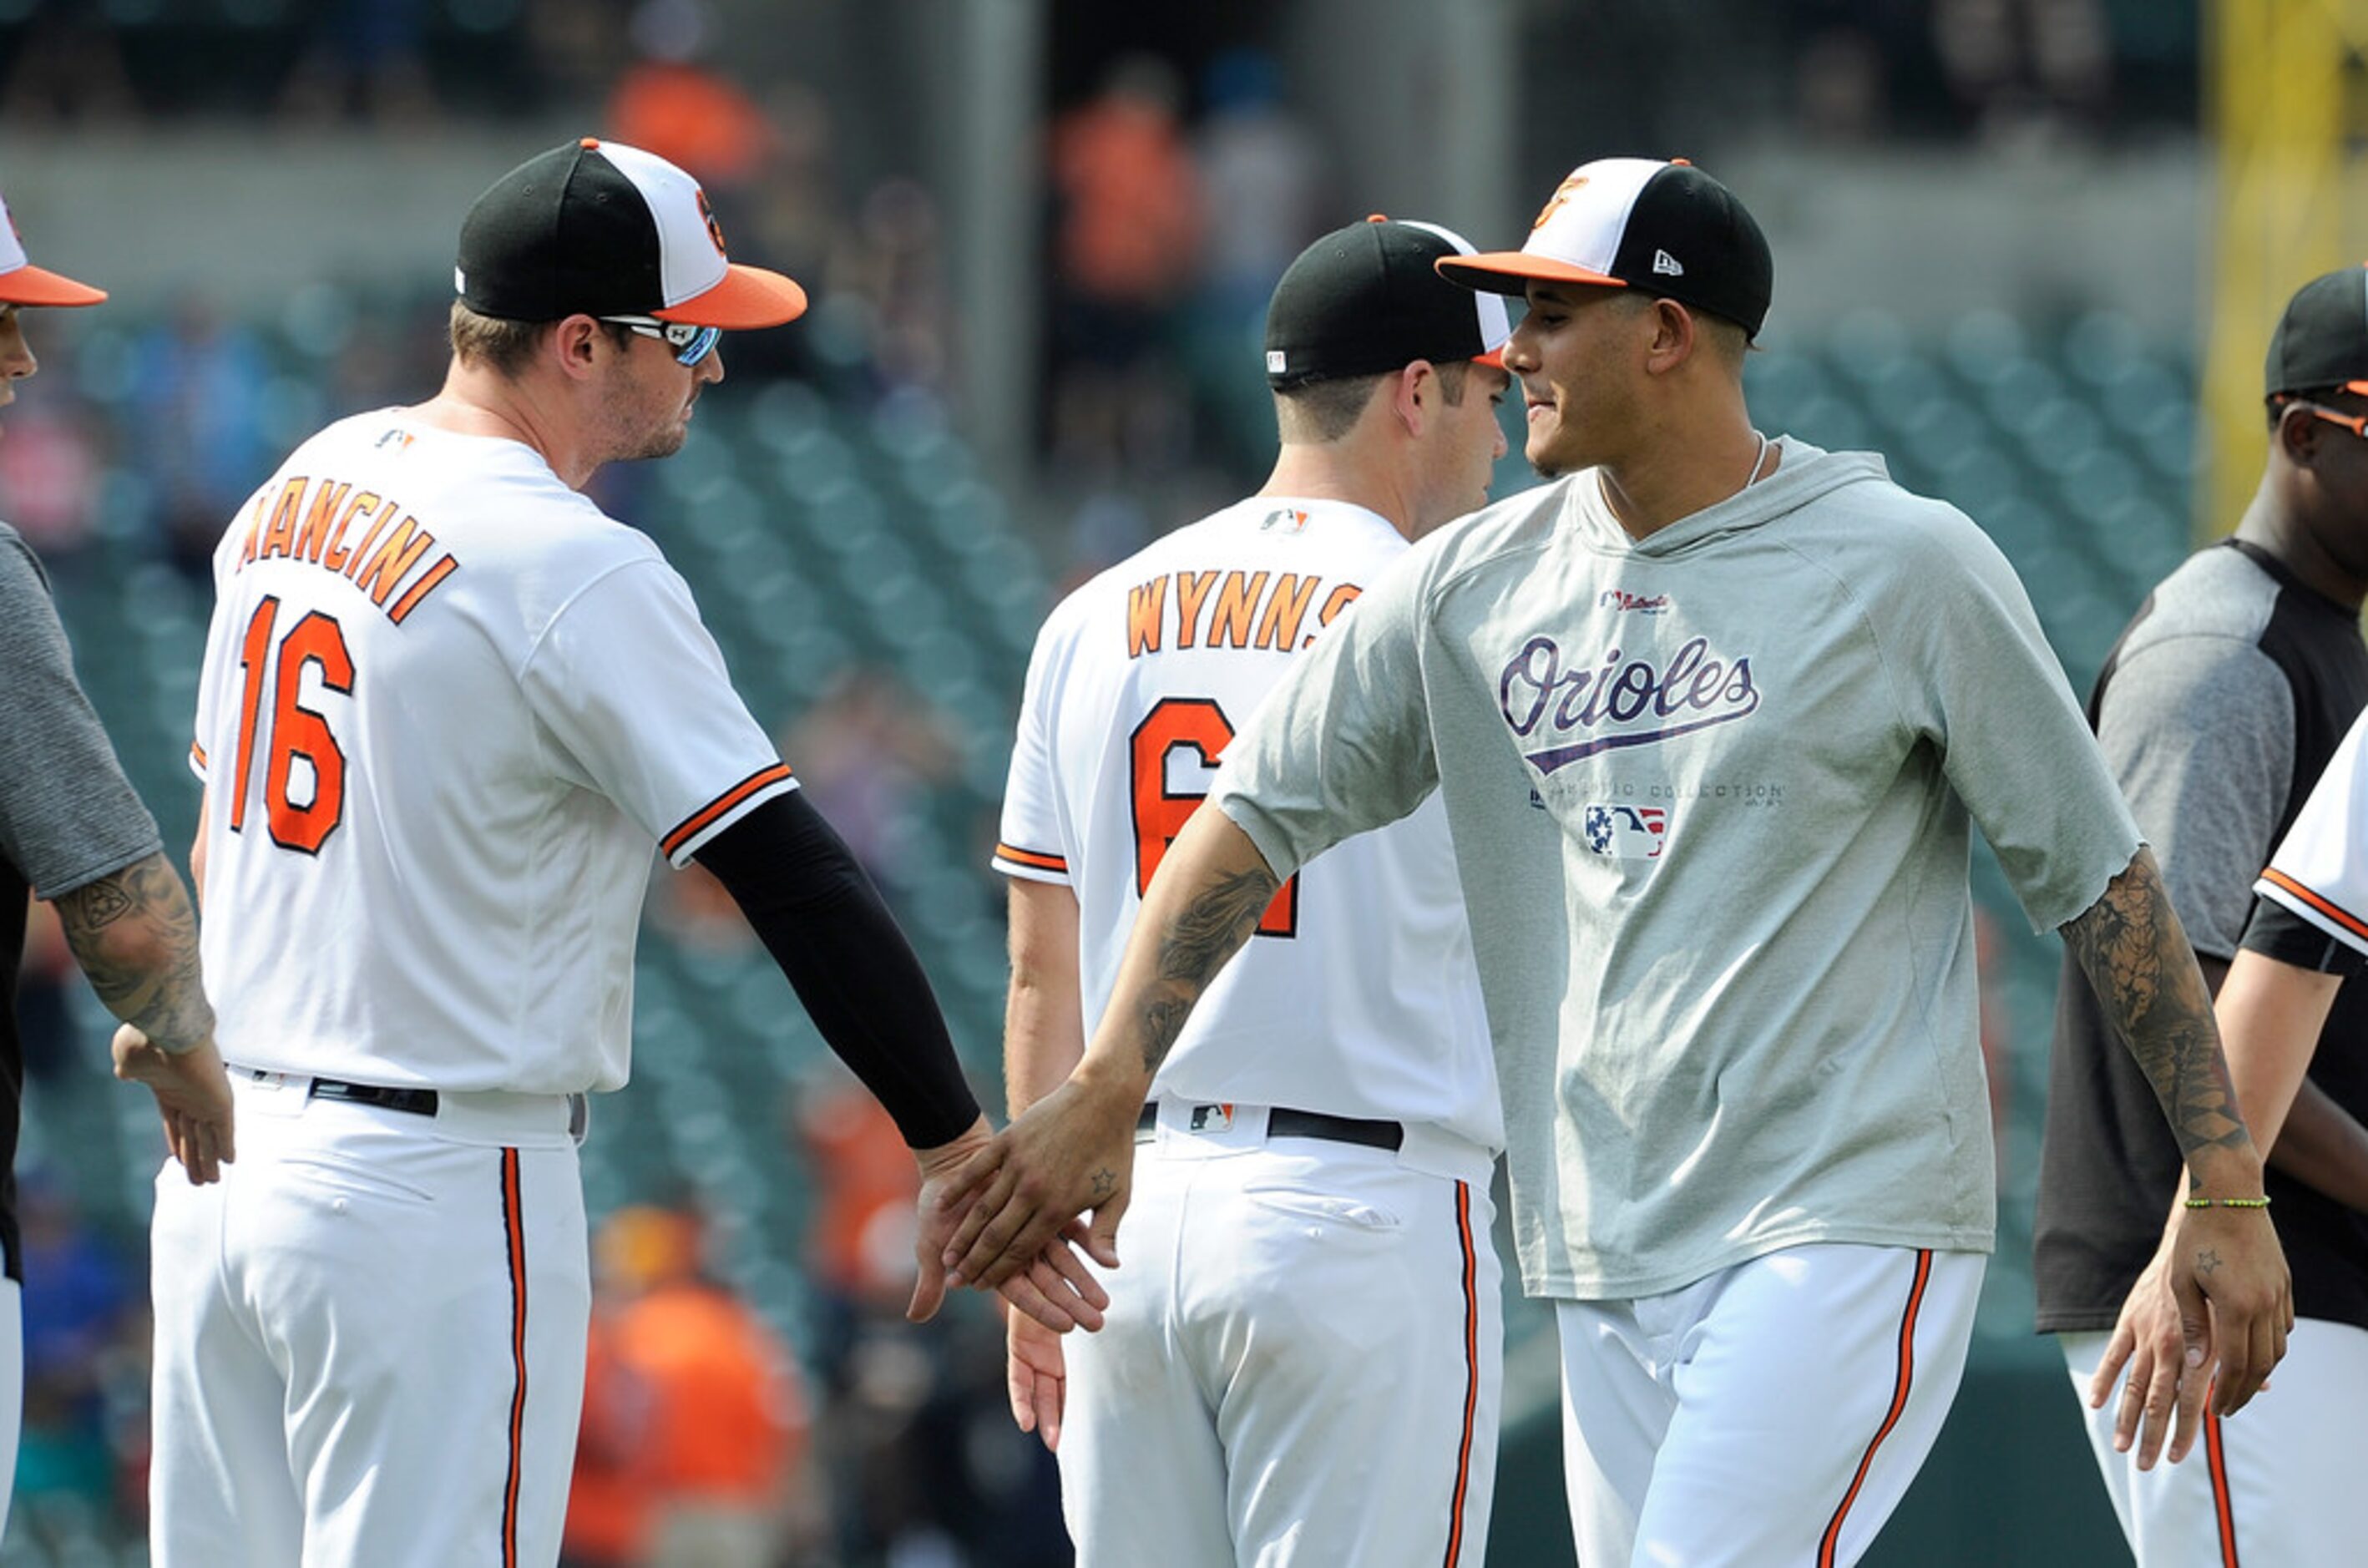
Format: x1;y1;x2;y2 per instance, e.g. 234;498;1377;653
456;137;806;329
1264;215;1512;390
1437;158;1772;340
2265;264;2368;399
0;187;104;307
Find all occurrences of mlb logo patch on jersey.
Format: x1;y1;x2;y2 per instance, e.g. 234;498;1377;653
1583;804;1666;859
1258;507;1312;534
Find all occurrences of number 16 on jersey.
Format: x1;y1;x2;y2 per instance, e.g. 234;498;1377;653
227;595;354;855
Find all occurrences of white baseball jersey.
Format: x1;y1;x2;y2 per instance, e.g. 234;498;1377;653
190;409;796;1095
2258;706;2368;955
993;495;1501;1155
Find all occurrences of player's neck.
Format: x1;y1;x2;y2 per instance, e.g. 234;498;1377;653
2240;481;2368;612
1260;439;1416;541
410;363;602;492
1595;410;1770;541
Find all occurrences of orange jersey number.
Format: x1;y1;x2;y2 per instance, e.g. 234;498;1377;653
228;599;355;855
1128;696;1297;938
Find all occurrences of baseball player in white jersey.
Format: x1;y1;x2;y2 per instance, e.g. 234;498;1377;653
151;138;1099;1568
993;216;1511;1565
939;158;2293;1566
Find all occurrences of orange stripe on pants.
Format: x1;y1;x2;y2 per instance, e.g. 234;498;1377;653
1441;1180;1480;1568
1818;1247;1933;1567
500;1149;528;1568
2204;1404;2241;1566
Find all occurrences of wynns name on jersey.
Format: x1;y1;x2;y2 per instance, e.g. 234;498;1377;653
1124;569;1364;660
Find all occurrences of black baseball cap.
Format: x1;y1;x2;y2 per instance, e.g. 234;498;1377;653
1264;215;1511;390
1437;157;1772;340
456;137;806;329
2265;264;2368;399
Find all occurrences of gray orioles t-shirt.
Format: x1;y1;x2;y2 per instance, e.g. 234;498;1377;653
0;524;161;898
1211;439;2141;1299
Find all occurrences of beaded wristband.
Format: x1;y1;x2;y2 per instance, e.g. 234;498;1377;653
2183;1196;2273;1209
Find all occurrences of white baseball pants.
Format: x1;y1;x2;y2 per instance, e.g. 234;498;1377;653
149;1070;588;1567
2062;1318;2368;1567
1556;1243;1982;1567
1059;1106;1502;1566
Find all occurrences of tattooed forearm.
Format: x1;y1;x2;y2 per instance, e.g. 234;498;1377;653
53;852;215;1055
2062;847;2249;1160
1132;867;1279;1074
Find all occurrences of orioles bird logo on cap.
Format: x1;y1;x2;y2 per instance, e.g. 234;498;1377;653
696;189;727;260
1532;174;1588;230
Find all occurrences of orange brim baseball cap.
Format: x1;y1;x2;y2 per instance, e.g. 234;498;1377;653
1437;157;1770;339
456;137;805;330
0;190;105;307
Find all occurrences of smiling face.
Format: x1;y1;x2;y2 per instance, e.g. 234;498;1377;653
1500;281;1653;478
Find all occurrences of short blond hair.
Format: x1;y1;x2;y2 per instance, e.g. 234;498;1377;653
447;301;549;377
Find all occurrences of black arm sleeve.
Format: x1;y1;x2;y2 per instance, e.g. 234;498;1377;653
2240;895;2368;979
695;791;980;1148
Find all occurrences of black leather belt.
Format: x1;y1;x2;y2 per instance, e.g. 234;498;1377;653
241;1068;440;1117
309;1079;440;1116
1135;1103;1404;1151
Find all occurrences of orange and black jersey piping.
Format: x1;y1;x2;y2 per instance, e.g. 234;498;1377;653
662;761;796;863
991;842;1069;881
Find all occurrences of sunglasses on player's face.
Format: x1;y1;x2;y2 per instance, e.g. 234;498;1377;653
600;315;721;367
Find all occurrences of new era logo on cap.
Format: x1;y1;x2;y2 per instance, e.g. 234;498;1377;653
456;138;805;330
1437;157;1772;339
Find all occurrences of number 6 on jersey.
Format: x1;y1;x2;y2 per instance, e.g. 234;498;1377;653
229;596;354;855
1129;696;1298;937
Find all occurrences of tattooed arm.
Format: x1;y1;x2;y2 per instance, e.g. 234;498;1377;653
940;808;1281;1291
53;846;235;1184
54;849;211;1055
2062;847;2291;1467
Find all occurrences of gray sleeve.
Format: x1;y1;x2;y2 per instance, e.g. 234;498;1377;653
2093;634;2292;959
1211;554;1439;880
1878;506;2141;933
0;529;164;897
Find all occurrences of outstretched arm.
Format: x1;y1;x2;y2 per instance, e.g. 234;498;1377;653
2062;848;2290;1465
942;807;1281;1291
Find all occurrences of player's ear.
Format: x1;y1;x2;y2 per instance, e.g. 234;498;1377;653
1642;298;1696;377
1390;360;1436;435
551;315;605;381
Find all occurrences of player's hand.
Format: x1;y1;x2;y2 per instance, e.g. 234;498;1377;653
2087;1243;2200;1468
1005;1297;1069;1451
2168;1200;2291;1419
110;1026;235;1185
908;1115;1113;1332
941;1069;1136;1292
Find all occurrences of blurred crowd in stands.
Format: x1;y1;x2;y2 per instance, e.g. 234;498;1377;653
0;1;2205;1561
